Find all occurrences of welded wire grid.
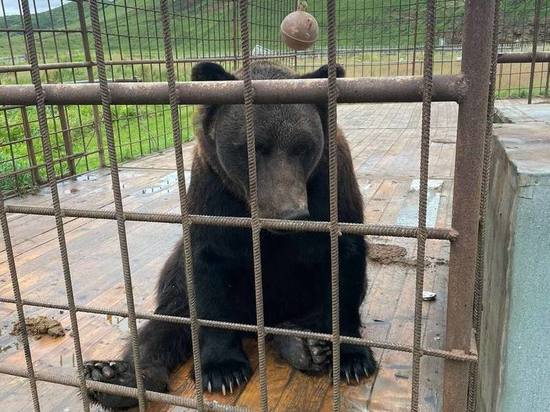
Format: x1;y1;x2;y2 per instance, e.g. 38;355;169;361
0;0;500;411
497;0;549;99
1;0;548;198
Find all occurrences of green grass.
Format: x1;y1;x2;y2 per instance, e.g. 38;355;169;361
0;103;193;194
1;0;542;59
0;0;546;194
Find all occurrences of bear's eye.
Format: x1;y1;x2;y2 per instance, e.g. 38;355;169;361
255;144;270;155
290;143;310;157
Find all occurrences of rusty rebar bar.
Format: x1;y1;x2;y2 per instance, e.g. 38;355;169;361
0;296;477;363
0;75;466;106
3;204;458;239
411;0;435;409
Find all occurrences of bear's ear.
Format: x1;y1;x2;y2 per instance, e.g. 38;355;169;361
299;64;345;79
191;62;236;82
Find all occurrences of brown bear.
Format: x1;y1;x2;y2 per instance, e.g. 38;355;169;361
84;61;377;410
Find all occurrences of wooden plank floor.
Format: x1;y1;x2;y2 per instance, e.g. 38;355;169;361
0;102;460;411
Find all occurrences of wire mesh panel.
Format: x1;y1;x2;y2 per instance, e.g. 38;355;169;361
0;0;524;410
497;0;549;99
1;0;547;197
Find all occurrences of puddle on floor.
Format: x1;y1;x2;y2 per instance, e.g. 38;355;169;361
134;171;191;197
76;173;98;182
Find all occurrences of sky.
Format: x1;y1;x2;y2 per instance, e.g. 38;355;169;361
2;0;63;16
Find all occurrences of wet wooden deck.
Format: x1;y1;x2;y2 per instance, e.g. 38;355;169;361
0;102;462;411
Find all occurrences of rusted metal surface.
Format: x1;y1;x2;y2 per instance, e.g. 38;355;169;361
468;2;502;410
497;52;550;63
0;364;247;412
0;75;466;106
0;0;502;409
0;295;477;363
3;204;457;240
443;1;496;411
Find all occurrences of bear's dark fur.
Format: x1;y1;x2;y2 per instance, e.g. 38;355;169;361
84;61;377;410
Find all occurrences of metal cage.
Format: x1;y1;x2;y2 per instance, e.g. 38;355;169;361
0;0;546;411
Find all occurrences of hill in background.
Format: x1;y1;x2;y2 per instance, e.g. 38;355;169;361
0;0;546;64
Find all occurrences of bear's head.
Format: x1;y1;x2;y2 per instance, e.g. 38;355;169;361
192;61;345;221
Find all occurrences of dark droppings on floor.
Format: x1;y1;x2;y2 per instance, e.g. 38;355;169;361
368;243;448;268
11;316;65;338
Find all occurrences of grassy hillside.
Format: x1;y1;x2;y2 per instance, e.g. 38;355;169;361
1;0;544;62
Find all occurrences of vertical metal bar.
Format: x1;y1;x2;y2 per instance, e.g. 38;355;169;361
20;107;41;186
62;0;90;173
0;195;41;411
545;62;550;97
238;0;269;410
19;0;91;410
232;0;239;70
159;0;204;410
58;105;76;177
410;0;435;410
3;109;21;194
87;0;147;410
467;1;502;410
443;1;496;411
76;0;105;168
528;0;542;104
326;0;341;410
411;0;420;76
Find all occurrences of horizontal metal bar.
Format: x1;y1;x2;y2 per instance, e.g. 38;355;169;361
0;55;288;74
0;75;466;106
0;55;460;74
3;204;457;240
0;61;93;74
0;28;88;34
3;50;546;77
0;151;99;180
0;105;24;111
497;52;550;63
0;363;246;412
0;296;477;363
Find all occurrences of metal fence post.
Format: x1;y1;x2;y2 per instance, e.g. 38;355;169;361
443;1;496;411
20;107;42;186
57;105;76;176
528;0;542;104
76;0;105;167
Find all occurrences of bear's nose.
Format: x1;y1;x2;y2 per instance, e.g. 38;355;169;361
280;209;310;221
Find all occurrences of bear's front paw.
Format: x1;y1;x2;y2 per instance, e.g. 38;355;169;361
200;359;252;395
273;334;331;373
339;345;377;384
84;360;139;410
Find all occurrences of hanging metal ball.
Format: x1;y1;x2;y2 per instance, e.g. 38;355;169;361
280;7;319;51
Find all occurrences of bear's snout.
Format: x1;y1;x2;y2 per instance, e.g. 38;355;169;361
279;208;310;221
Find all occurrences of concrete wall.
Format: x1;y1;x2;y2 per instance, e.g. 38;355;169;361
478;124;550;411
